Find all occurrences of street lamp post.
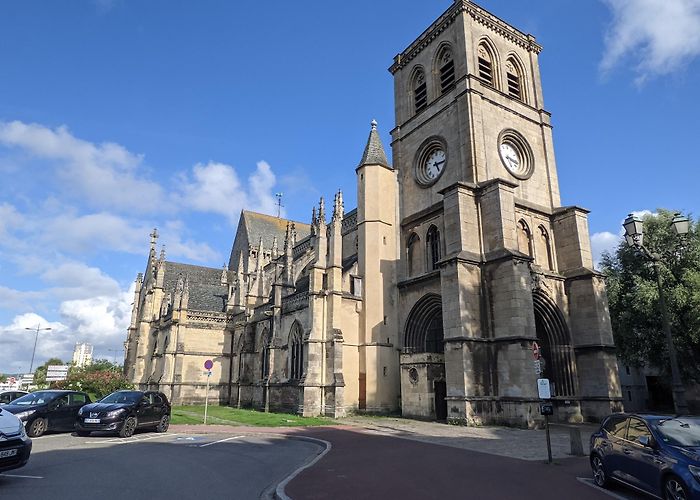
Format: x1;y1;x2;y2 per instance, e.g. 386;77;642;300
623;213;690;415
24;324;52;375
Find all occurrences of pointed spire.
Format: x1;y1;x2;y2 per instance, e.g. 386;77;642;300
220;264;228;285
358;119;390;169
149;228;159;251
311;206;317;236
271;236;279;259
284;222;293;255
318;197;326;225
159;245;166;262
332;190;344;222
255;237;264;273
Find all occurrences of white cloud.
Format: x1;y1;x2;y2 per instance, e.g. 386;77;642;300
591;231;621;268
0;120;166;212
0;284;134;373
601;0;700;83
179;160;283;222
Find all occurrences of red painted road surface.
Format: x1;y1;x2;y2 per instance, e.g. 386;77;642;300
172;424;608;499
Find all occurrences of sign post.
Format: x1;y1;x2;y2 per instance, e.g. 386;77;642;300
537;378;553;464
203;360;213;424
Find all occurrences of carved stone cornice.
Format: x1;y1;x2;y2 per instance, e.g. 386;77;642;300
390;1;541;74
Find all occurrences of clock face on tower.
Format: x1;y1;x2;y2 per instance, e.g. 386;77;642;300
415;138;448;187
424;149;446;181
499;143;520;172
498;130;534;180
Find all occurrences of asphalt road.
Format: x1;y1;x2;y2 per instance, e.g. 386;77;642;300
0;430;322;500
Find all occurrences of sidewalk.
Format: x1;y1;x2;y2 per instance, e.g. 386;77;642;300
341;416;598;461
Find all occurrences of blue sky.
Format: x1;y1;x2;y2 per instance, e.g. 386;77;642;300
1;0;698;373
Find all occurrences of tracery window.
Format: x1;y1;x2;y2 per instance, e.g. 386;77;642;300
261;329;270;379
538;226;554;270
426;225;441;271
289;322;304;380
407;232;421;276
517;219;533;258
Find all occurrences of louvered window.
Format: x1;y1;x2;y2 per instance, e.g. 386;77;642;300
413;69;427;113
439;48;455;93
477;45;494;85
506;60;522;100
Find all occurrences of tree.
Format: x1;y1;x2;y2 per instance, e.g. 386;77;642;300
81;359;121;373
0;374;7;383
34;358;66;386
600;209;700;381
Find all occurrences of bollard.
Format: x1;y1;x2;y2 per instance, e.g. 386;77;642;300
569;427;585;456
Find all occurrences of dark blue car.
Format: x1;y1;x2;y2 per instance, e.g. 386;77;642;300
590;413;700;500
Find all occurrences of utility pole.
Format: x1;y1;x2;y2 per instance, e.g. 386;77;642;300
25;324;52;374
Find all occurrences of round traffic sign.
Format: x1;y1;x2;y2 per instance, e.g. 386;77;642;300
532;342;541;360
204;359;213;370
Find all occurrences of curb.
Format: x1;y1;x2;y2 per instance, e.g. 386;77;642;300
271;435;332;500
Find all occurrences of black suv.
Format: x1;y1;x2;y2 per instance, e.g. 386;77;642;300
3;390;91;437
76;390;171;438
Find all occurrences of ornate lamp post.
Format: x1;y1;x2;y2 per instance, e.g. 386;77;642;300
25;324;52;375
623;213;690;415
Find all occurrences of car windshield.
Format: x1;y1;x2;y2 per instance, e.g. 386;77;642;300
11;391;58;406
653;417;700;447
99;392;142;404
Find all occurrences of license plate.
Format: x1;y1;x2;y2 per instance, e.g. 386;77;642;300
0;449;18;458
84;418;100;424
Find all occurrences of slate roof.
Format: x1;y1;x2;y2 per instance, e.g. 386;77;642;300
228;211;311;271
358;120;391;169
163;262;228;312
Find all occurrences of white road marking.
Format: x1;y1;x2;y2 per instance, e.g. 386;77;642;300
199;435;243;447
87;433;179;445
576;478;631;499
2;474;44;479
32;434;66;440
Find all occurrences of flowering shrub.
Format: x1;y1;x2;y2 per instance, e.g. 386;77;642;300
53;368;134;399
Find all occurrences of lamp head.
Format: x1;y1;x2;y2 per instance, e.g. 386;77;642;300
623;213;644;246
671;213;690;235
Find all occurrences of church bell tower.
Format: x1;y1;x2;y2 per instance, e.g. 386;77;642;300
391;0;622;426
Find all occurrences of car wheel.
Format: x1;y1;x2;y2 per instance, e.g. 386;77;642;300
664;476;689;500
76;431;91;437
27;418;47;438
119;416;137;438
591;455;610;488
155;414;170;433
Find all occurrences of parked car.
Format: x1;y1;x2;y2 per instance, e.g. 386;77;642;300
0;391;28;405
75;390;171;438
590;413;700;500
0;406;32;473
2;390;91;437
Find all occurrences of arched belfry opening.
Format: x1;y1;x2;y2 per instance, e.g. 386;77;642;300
404;293;444;353
400;294;447;420
533;291;577;398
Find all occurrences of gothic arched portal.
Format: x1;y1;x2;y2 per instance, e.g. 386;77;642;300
404;294;444;353
533;291;577;397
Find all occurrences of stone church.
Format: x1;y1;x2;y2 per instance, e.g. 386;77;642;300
124;0;623;426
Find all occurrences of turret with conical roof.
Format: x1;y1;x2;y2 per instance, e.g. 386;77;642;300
358;119;391;170
355;119;400;413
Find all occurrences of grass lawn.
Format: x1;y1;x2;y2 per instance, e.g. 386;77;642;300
171;405;335;427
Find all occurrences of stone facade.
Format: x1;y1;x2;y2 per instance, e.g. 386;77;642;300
123;0;623;426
